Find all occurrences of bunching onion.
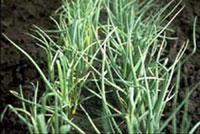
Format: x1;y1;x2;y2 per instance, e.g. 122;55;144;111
1;0;200;133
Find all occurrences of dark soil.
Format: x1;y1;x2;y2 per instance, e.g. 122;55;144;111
0;0;60;133
171;1;200;133
0;0;200;133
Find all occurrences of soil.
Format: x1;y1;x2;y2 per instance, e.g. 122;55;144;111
0;0;60;133
0;0;200;133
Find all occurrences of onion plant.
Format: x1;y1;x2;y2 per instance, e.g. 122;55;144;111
1;0;200;133
2;0;103;133
81;0;200;133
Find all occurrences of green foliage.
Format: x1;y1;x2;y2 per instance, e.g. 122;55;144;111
1;0;200;133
